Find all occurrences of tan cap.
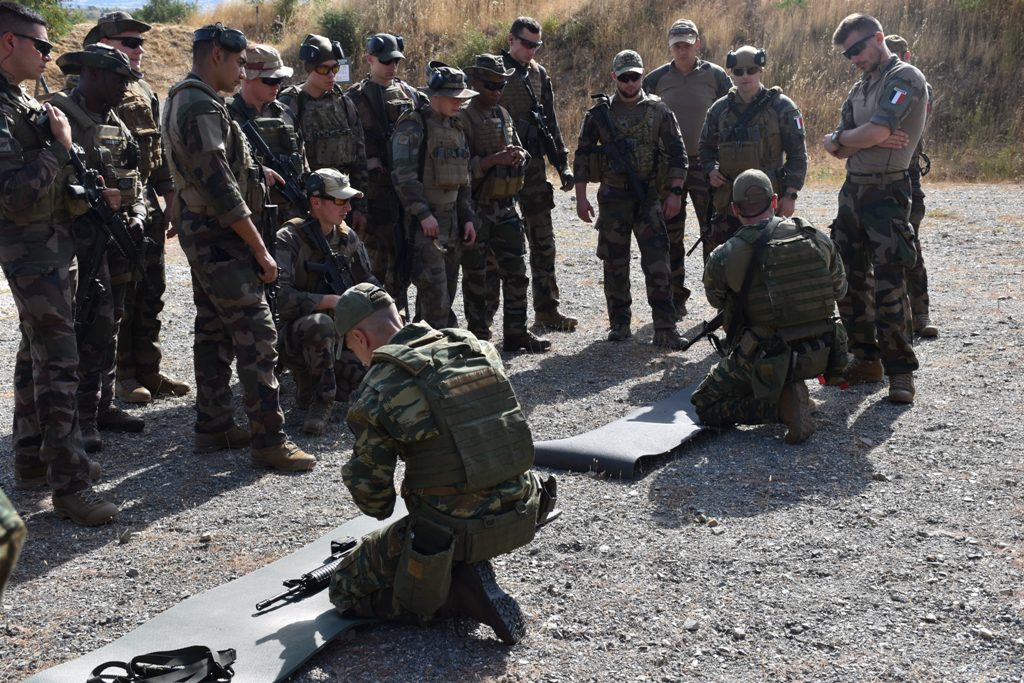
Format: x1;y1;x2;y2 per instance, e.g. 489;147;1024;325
243;44;293;79
885;34;909;54
307;168;364;201
612;49;643;76
732;169;773;204
84;11;151;47
668;19;698;46
334;283;395;337
57;43;142;80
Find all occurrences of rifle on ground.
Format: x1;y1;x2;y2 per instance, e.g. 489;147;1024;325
240;119;310;215
588;94;648;209
679;311;726;356
255;537;357;612
520;71;573;190
301;219;357;295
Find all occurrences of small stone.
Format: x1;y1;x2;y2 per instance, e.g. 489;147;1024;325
922;613;938;623
683;618;700;631
598;544;611;554
976;627;996;641
199;532;213;543
711;527;725;536
706;518;719;527
730;627;746;640
118;530;132;545
872;472;890;482
126;568;139;578
859;436;874;446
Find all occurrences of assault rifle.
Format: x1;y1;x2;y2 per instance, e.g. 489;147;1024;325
589;94;648;209
679;311;726;356
520;70;573;190
301;219;357;295
255;537;357;612
240;119;309;215
687;180;727;257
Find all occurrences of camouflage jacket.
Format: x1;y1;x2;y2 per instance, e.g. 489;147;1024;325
275;216;376;324
500;49;569;163
347;77;421;197
116;78;173;194
457;102;528;218
344;321;532;520
226;94;307;213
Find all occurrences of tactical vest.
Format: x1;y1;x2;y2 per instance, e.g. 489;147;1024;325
461;105;525;201
115;80;161;183
371;328;534;493
716;87;784;183
588;97;659;184
501;59;545;156
350;78;418;162
280;84;359;173
401;109;470;206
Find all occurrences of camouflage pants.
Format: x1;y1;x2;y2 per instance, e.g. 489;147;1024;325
663;161;709;308
72;225;119;428
0;489;26;598
520;159;562;315
461;202;529;337
831;177;919;375
329;515;414;621
180;217;285;449
364;186;408;312
278;312;366;404
117;213;167;382
691;349;781;426
410;211;462;329
594;188;675;330
907;188;929;317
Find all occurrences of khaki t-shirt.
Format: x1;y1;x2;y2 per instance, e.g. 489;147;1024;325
644;60;731;156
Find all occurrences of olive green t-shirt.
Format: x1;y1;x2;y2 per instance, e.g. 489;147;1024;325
643;59;731;156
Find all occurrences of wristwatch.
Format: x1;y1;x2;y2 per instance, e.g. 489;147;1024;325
669;186;684;196
830;130;843;146
785;191;798;200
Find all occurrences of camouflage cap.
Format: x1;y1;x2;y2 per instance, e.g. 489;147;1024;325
57;43;143;80
307;168;364;201
668;19;698;46
367;33;404;61
464;53;515;78
84;11;151;47
334;283;395;337
732;169;774;204
612;50;643;76
243;44;293;80
885;34;910;55
424;61;477;99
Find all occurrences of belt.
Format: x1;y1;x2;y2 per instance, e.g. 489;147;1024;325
846;169;910;185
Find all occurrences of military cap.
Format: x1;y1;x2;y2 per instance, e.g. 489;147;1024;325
366;33;404;62
57;43;142;80
732;169;774;204
307;168;363;201
243;44;293;80
84;11;151;47
885;34;910;55
612;50;643;76
334;283;395;337
424;61;477;99
465;53;515;78
668;19;698;46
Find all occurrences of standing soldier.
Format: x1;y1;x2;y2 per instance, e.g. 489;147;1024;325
500;16;577;332
51;44;148;453
699;45;807;257
390;61;477;329
459;54;550;353
276;169;376;436
885;34;937;338
84;12;192;407
643;19;731;316
162;24;314;469
573;50;688;349
347;33;422;310
279;34;368;234
1;2;114;524
823;14;928;403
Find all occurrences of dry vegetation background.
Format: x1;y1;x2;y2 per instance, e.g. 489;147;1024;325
45;0;1024;180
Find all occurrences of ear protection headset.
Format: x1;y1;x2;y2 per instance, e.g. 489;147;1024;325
726;47;766;69
193;23;247;52
304;171;325;197
366;34;405;55
300;38;344;63
425;61;463;90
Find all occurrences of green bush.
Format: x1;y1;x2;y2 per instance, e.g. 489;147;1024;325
274;0;299;24
22;0;81;40
319;8;360;58
135;0;197;24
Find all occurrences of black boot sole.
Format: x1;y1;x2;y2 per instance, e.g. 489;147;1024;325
466;561;526;645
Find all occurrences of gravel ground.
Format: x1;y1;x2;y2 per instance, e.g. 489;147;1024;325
1;182;1022;682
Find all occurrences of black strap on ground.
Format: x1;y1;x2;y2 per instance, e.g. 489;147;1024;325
86;645;236;683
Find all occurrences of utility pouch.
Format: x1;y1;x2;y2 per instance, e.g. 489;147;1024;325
825;319;849;379
717;141;760;178
891;214;918;268
751;337;791;400
790;341;831;381
461;487;539;563
393;516;455;620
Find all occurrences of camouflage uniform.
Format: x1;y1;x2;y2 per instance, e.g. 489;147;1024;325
1;72;92;493
830;56;927;375
906;81;933;321
699;85;807;256
161;74;286;448
329;322;544;621
500;50;570;318
276;217;376;403
573;91;687;332
391;104;475;328
0;488;26;598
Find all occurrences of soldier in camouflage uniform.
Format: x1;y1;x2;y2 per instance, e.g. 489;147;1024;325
885;34;937;338
328;283;557;645
276;169;376;436
459;54;550;353
391;61;477;329
699;46;807;259
643;19;732;317
573;50;688;349
161;24;314;470
347;33;422;310
1;2;115;524
500;17;577;332
692;170;847;444
279;34;369;233
824;14;928;404
84;12;191;407
0;487;26;597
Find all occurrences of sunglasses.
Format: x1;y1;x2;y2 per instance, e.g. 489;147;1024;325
111;36;145;49
616;72;641;83
842;33;874;59
513;34;543;50
322;196;350;207
313;63;341;75
12;32;53;57
479;79;507;91
259;77;284;86
378;58;400;66
731;67;761;76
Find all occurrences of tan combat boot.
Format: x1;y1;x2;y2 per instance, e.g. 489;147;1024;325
194;425;252;454
503;331;552;353
652;328;686;350
535;310;578;332
140;372;191;398
251;440;316;471
16;459;101;490
778;381;815;444
116;378;152;404
302;401;332;436
913;314;939;338
52;488;118;526
888;373;916;404
829;357;883;386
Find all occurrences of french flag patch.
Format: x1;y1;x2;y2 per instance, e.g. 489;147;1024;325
793;115;804;130
890;88;908;105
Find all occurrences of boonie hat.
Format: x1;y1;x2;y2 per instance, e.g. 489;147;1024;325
334;283;395;337
885;34;909;55
243;44;293;80
367;33;404;62
307;168;363;201
732;169;774;204
84;11;151;47
612;50;643;76
668;19;698;46
464;53;515;78
57;43;143;80
424;61;477;99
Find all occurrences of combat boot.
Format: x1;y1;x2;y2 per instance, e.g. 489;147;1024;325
778;381;815;444
503;331;552;353
652;328;686;350
52;488;118;526
251;440;316;472
16;459;101;490
194;425;251;454
535;310;578;332
81;420;103;453
448;560;526;645
469;328;492;341
828;357;883;386
96;405;144;433
139;372;191;398
116;378;152;404
913;314;939;338
607;324;631;342
888;373;916;404
302;401;332;436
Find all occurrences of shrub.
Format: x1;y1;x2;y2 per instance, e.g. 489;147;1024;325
21;0;81;40
319;8;360;58
135;0;197;24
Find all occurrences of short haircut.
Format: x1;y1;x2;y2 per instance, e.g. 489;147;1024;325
0;1;47;37
833;13;882;45
510;16;541;36
192;38;215;62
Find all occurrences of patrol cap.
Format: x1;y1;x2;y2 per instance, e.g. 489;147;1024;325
243;44;293;80
885;34;909;55
306;168;364;201
57;43;143;80
668;19;698;46
84;11;151;47
728;45;766;69
424;61;477;98
334;283;395;337
732;169;774;206
464;53;515;78
366;33;404;62
612;50;643;76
